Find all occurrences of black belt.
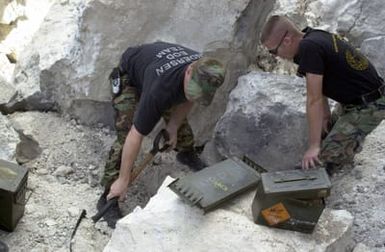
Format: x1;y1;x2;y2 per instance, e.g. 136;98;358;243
349;85;385;105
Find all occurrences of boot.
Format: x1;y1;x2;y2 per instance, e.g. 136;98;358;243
325;162;343;177
96;185;123;228
176;150;207;171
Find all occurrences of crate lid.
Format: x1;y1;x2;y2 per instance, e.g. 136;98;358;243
261;168;331;198
0;159;28;192
168;157;261;212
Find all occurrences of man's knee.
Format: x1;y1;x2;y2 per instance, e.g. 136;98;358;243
320;135;363;165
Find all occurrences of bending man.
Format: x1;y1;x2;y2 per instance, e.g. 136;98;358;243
260;15;385;172
99;41;225;227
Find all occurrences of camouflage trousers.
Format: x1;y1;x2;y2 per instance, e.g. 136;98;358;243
101;74;195;185
320;96;385;166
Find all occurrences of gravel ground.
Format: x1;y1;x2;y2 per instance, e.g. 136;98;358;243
0;111;189;251
327;121;385;251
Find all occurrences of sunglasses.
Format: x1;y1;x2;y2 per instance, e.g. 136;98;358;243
269;30;288;55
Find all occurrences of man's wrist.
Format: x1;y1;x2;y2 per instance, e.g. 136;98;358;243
118;174;131;185
309;143;321;149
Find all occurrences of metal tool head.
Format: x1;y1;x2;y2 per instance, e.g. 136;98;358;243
242;156;268;173
91;197;119;223
151;129;171;154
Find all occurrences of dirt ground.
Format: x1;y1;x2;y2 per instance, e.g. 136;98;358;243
327;121;385;250
0;111;384;251
0;111;189;252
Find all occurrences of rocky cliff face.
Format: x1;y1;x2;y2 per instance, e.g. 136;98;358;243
1;0;274;133
1;0;385;251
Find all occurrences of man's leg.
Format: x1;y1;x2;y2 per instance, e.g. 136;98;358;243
162;110;207;170
98;75;137;228
320;99;385;174
101;81;137;186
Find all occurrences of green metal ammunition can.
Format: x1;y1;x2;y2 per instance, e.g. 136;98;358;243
0;159;28;232
168;157;261;212
252;168;331;233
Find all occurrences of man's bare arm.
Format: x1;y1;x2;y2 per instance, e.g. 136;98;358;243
302;73;324;169
107;125;144;200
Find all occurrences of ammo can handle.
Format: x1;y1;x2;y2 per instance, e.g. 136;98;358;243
274;176;317;183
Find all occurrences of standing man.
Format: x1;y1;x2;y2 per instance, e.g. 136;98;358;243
260;15;385;172
99;41;225;227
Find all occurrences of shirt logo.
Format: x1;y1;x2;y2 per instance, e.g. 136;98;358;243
332;34;369;71
345;49;369;71
155;46;201;76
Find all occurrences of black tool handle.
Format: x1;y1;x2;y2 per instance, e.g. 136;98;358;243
152;129;170;154
91;197;118;223
70;209;87;252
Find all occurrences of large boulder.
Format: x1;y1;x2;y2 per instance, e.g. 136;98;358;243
5;0;275;134
309;0;385;45
6;0;85;113
0;76;15;106
104;176;354;252
0;0;54;83
210;71;307;171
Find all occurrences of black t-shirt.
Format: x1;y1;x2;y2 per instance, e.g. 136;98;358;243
119;41;201;135
294;27;383;104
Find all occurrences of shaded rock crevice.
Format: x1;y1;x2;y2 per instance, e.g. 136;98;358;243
189;0;276;145
233;0;275;58
15;131;42;164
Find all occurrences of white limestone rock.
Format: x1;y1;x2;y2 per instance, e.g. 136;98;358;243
104;176;354;252
5;0;274;133
0;0;54;82
7;0;85;113
309;0;385;45
0;113;20;162
360;36;385;79
0;75;16;106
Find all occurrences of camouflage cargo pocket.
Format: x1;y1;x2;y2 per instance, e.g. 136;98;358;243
112;85;137;132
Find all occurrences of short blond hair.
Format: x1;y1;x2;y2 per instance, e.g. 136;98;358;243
260;15;301;44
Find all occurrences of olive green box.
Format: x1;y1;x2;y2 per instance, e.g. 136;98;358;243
0;159;28;232
252;168;331;233
168;157;261;212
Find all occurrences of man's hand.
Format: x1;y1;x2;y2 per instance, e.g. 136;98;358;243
302;145;322;170
107;177;129;202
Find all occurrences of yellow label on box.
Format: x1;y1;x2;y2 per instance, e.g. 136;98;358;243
261;202;290;226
